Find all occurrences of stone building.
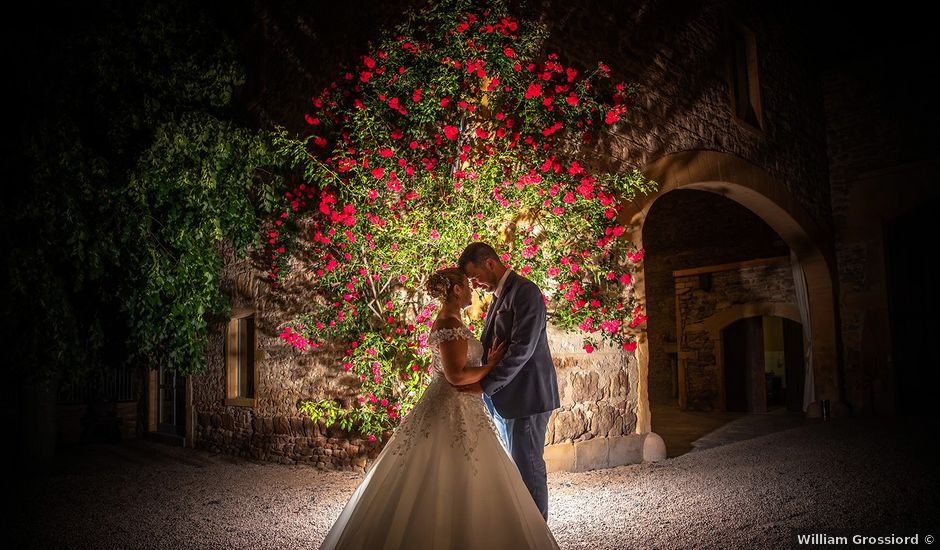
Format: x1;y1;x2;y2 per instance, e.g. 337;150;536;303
123;0;938;471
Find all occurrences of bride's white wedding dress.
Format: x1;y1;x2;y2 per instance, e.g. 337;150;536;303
319;325;560;550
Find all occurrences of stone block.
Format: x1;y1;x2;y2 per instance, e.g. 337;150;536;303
573;437;609;472
642;432;667;462
543;442;574;472
273;416;291;435
570;371;601;402
552;409;587;441
590;403;616;435
302;417;317;437
608;434;645;467
607;370;630;398
197;412;212;428
261;417;274;435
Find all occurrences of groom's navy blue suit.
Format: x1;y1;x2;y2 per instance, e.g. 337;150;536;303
479;270;560;520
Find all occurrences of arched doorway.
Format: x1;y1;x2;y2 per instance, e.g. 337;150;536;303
641;188;790;412
620;150;842;455
721;315;805;413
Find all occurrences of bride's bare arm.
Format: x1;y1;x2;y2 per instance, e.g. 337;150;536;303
439;337;507;386
433;318;506;385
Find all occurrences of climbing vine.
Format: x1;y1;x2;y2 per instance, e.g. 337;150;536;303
270;0;657;441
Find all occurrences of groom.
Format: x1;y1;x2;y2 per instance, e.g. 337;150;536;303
456;242;560;521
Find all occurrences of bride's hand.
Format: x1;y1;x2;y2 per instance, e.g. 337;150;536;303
486;338;508;369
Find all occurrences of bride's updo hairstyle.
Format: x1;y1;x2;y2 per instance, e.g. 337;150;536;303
425;268;466;302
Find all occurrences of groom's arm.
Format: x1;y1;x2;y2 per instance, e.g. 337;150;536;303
479;282;545;396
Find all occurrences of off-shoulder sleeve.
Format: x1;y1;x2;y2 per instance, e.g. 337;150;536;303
427;326;472;346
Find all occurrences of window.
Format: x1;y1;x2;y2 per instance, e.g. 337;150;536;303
728;22;764;132
225;309;257;406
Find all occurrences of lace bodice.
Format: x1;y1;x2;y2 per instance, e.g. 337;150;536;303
426;326;485;375
384;325;497;473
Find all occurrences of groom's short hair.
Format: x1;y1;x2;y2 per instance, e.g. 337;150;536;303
458;242;501;271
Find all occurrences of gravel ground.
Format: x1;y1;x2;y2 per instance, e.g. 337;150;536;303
14;416;940;549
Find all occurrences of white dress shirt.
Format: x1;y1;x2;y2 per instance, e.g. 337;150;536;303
494;269;512;298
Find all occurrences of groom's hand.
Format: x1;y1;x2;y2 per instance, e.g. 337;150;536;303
455;382;483;393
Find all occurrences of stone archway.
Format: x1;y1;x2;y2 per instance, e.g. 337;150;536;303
623;150;842;437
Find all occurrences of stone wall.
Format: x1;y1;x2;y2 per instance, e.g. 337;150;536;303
190;0;834;469
822;46;940;415
541;0;831;232
193;231;637;470
192;232;382;469
547;326;637;445
245;0;832;232
642;190;789;404
675;259;795;411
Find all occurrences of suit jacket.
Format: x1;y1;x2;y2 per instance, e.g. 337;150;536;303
479;270;560;419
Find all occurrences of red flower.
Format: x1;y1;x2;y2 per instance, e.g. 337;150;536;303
443;125;459;140
314;136;328;148
524;83;542;99
475;128;488;139
605;109;620;124
363;55;376;69
504;46;516;58
623;341;638;352
379;148;394;158
412;88;422;102
360;71;372;82
584;343;594;353
371;167;385;179
542;121;563;136
388;97;407;114
566;93;579;106
440;97;452;108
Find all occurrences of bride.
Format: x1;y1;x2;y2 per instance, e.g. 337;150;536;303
319;267;560;550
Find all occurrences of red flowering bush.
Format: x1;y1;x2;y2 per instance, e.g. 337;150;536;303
275;0;656;440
